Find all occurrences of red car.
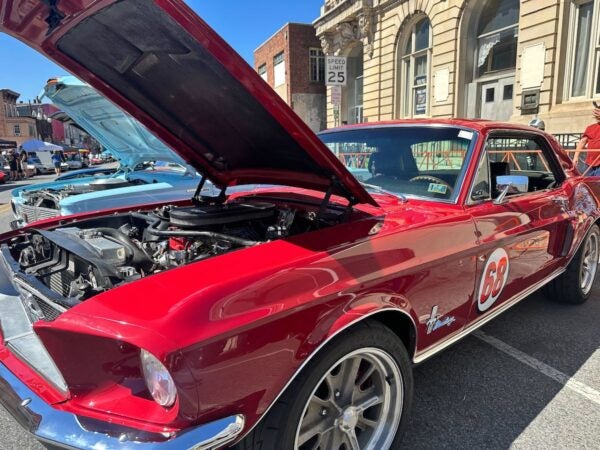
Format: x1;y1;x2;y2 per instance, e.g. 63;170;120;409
0;170;6;184
0;2;598;450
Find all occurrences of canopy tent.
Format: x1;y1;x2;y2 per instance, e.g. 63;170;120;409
21;139;63;152
0;138;17;149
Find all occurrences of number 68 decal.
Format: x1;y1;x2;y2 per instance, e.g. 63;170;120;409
477;248;510;312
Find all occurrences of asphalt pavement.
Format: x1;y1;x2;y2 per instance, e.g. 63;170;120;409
0;175;598;449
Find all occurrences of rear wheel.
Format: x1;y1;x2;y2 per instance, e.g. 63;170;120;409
236;321;413;450
547;224;599;304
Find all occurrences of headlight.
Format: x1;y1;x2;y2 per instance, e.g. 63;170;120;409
140;349;177;407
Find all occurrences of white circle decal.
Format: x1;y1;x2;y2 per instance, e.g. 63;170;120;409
477;248;510;312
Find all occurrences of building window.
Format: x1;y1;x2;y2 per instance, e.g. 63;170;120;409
29;125;35;136
309;48;325;82
476;0;519;78
273;52;285;87
258;64;267;82
353;74;364;123
400;17;432;117
567;0;600;99
13;124;21;136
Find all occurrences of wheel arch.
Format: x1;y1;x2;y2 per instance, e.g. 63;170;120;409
236;306;417;443
361;309;417;359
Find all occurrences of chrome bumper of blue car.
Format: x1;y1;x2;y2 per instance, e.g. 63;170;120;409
0;362;244;449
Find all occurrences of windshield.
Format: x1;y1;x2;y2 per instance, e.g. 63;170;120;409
319;126;477;202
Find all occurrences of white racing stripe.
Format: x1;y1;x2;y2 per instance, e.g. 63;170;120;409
474;330;600;406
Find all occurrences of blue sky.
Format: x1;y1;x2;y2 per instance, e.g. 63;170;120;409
0;0;324;101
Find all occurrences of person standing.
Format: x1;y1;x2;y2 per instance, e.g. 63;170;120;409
19;148;28;179
7;149;18;181
51;150;62;176
574;107;600;175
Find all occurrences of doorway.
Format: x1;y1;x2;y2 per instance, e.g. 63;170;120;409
480;76;515;120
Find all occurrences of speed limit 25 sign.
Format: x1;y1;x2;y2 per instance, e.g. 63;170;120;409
326;56;347;86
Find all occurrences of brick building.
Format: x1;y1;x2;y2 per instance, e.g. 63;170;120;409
0;89;38;146
314;0;600;133
16;102;55;143
254;23;327;132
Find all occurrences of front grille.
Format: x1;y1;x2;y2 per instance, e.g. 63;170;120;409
16;204;59;224
47;271;75;298
14;281;67;323
31;293;63;321
0;245;69;393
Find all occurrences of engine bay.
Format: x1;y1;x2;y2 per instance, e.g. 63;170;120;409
4;200;342;318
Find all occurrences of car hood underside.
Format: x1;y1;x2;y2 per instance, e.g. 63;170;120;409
0;0;376;205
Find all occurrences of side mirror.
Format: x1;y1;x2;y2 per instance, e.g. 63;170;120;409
494;175;529;204
497;175;528;193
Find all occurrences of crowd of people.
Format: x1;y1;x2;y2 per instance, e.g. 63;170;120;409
4;147;28;181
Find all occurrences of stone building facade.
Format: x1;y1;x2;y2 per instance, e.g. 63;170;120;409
314;0;600;133
254;23;327;132
0;89;38;146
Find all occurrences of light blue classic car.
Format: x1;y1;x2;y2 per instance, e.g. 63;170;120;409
11;77;217;227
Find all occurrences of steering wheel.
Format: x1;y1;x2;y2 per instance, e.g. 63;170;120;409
409;175;454;194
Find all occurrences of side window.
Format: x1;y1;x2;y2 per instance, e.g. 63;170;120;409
470;152;491;202
470;134;564;202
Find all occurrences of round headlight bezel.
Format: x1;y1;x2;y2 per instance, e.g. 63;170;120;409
140;349;178;408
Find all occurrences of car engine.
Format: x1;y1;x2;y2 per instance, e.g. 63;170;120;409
3;200;337;319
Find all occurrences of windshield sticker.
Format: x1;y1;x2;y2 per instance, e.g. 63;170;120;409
458;130;474;140
428;183;448;195
477;248;510;312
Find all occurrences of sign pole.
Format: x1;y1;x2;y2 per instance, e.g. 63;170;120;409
326;56;347;130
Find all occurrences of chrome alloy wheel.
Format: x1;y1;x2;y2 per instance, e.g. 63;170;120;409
580;230;599;295
294;348;403;450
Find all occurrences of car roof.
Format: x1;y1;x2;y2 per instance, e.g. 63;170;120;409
320;119;542;134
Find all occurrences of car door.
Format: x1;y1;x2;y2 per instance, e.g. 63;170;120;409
466;131;571;322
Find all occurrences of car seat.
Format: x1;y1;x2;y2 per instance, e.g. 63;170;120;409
369;149;419;180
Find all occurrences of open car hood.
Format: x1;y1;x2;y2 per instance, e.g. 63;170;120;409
0;0;375;205
43;76;188;170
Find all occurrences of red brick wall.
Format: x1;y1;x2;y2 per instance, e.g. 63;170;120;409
254;23;326;98
254;25;289;98
287;24;325;96
254;23;326;131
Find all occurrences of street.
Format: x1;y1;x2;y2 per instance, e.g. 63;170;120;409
0;176;598;449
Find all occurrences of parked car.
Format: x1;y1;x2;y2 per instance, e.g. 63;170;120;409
0;155;10;179
26;152;55;174
63;151;84;170
10;76;213;227
90;154;104;165
0;168;5;183
1;2;598;450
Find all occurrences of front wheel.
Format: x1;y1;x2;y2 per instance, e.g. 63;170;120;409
237;321;413;450
547;224;599;304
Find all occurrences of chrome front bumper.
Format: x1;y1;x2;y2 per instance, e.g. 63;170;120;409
0;362;244;449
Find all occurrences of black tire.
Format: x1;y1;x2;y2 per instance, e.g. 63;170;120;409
235;321;413;450
546;224;599;304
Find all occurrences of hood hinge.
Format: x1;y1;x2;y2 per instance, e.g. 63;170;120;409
192;174;227;205
318;176;356;220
